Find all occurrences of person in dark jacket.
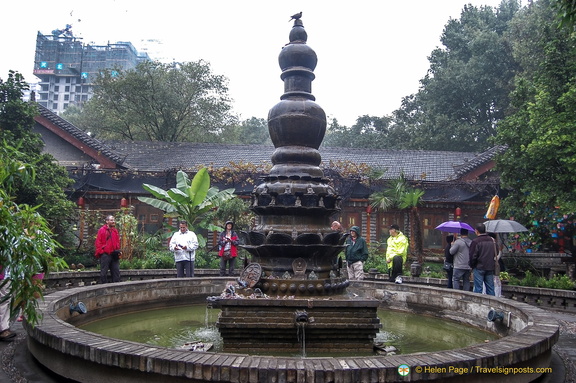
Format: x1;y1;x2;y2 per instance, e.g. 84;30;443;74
218;221;240;276
468;223;496;295
345;226;369;280
444;235;454;288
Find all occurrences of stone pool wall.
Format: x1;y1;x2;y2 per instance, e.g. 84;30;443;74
26;278;559;383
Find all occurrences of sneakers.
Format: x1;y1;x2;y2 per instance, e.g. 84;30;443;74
0;330;16;341
395;276;403;284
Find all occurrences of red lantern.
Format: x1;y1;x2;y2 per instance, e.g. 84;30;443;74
455;207;462;219
366;205;373;214
120;197;128;208
77;196;85;208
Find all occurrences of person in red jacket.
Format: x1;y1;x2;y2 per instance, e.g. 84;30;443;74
218;221;239;276
95;215;121;284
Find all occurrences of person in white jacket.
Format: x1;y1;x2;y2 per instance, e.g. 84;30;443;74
169;221;198;277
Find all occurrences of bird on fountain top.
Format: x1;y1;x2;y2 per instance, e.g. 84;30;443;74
289;11;302;21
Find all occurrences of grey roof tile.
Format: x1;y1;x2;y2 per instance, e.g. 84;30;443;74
37;104;125;165
104;141;502;182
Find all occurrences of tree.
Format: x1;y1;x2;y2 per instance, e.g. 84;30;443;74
389;1;521;151
495;0;576;232
137;168;235;247
399;189;425;264
554;0;576;27
64;61;238;142
0;71;76;248
0;142;67;327
322;115;393;148
231;117;271;145
369;176;424;264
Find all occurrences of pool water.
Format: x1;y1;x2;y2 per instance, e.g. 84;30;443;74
79;305;498;356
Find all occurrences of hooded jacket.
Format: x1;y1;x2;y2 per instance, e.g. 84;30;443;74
218;221;239;258
345;226;369;264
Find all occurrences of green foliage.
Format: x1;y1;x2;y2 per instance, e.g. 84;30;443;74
387;1;520;152
496;0;576;228
370;175;423;262
322;115;394;149
508;270;575;290
64;60;238;142
0;144;67;327
553;0;576;28
1;71;76;326
230;117;271;145
138;169;235;247
140;251;175;269
1;71;76;248
212;197;255;233
363;245;388;273
195;249;220;269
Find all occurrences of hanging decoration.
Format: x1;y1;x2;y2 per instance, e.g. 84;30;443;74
484;195;500;220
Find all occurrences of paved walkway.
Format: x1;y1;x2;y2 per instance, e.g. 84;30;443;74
1;309;576;382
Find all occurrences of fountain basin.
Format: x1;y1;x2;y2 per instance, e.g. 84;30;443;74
26;278;558;383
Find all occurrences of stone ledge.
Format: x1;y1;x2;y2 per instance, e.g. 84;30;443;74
26;278;559;382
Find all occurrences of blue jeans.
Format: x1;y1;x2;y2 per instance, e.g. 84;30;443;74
473;269;495;296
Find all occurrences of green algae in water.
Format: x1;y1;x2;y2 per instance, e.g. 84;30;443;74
79;305;498;355
79;305;223;350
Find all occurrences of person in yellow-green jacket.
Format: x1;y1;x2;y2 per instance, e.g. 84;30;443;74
386;224;408;283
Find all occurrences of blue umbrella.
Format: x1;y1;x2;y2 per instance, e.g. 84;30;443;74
435;221;475;233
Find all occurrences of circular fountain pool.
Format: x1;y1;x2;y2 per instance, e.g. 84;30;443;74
78;305;498;357
25;278;558;383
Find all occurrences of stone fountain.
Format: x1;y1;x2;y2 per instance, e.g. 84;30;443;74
23;15;558;383
212;16;381;353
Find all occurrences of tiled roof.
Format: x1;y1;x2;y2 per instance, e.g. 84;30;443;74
36;104;125;166
105;141;502;182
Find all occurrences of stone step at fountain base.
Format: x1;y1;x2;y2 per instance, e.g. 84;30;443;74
216;297;381;353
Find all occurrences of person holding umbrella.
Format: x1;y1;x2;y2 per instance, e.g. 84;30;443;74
450;228;472;291
468;223;496;296
444;235;454;288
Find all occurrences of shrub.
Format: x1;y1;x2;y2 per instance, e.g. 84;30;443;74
508;270;576;290
363;246;388;273
142;251;175;269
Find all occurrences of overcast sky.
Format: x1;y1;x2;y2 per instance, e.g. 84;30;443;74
1;0;508;127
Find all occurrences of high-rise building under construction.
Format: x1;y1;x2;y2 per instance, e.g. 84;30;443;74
33;25;149;114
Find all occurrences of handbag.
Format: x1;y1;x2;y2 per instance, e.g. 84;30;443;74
492;239;500;276
111;250;122;260
222;250;232;260
443;261;453;271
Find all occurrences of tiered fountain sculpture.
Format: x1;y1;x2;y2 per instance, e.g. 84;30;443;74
213;15;381;354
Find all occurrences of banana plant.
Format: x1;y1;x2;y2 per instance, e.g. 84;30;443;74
137;168;235;247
